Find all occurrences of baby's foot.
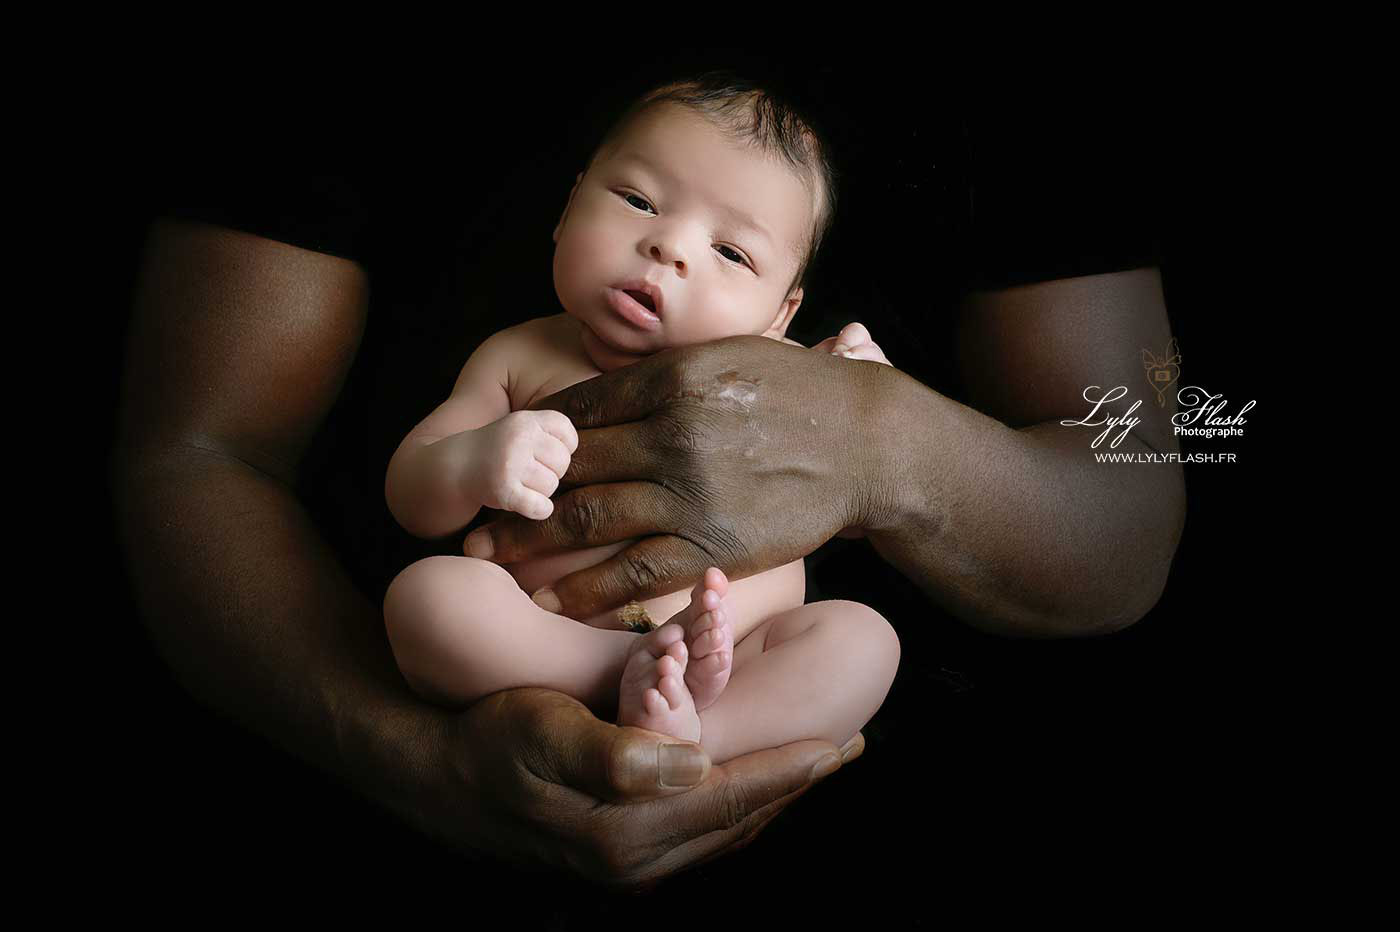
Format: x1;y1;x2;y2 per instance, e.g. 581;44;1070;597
618;621;700;743
677;567;734;712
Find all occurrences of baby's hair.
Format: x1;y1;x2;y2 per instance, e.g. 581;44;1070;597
587;69;839;298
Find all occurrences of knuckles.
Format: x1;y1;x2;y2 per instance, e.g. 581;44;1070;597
617;548;670;594
651;410;708;457
556;490;608;545
561;384;605;430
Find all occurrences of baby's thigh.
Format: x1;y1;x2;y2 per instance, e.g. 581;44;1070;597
383;556;531;692
732;599;900;674
385;555;526;634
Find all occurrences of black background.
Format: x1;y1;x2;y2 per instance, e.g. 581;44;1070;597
94;51;1269;918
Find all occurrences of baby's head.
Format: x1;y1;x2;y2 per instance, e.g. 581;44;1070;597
552;71;838;369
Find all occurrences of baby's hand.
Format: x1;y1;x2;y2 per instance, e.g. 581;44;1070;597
466;410;577;521
812;322;891;366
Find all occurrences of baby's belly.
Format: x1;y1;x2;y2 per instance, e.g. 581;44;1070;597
502;542;806;638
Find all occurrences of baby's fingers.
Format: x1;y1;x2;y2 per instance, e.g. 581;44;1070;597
522;461;561;498
533;433;572;479
831;322;872;354
507;484;555;521
535;410;578;454
838;342;891;366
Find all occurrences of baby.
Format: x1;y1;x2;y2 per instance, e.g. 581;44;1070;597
383;74;899;763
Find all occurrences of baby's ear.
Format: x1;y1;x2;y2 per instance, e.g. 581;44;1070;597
764;287;803;340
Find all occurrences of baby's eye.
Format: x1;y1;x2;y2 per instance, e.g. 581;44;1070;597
621;193;656;214
715;244;750;268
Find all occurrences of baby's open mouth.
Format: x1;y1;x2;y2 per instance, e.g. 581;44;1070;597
624;290;656;313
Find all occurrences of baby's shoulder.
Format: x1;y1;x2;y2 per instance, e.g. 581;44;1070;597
487;314;600;411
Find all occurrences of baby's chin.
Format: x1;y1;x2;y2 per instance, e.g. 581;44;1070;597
575;318;660;373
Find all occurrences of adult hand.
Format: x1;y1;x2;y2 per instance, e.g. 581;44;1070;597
463;336;901;619
416;687;861;887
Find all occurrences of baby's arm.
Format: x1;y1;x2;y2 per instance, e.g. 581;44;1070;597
385;329;576;539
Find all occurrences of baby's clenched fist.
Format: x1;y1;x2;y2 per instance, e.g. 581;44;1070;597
465;410;577;521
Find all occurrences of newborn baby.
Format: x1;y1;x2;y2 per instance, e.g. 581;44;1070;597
383;73;898;763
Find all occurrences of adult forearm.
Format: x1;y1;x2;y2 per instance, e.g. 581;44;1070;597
862;370;1185;637
112;446;446;825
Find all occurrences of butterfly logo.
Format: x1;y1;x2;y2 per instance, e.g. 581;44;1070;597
1142;339;1181;408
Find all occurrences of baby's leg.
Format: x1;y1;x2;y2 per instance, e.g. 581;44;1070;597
697;601;900;764
617;569;735;743
383;555;637;712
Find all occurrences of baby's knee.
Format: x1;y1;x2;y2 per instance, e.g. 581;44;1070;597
384;556;515;642
383;556;523;704
823;601;901;676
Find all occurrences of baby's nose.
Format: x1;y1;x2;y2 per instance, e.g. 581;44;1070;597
649;243;686;273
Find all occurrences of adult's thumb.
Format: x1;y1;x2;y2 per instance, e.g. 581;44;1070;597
538;697;712;802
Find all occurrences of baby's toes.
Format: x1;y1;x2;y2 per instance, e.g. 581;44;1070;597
642;687;671;718
684;617;733;713
657;649;685;683
657;671;689;711
630;619;685;660
695;619;732;656
689;601;733;653
689;648;732;682
618;630;701;743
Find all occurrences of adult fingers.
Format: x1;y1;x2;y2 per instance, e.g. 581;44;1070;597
839;730;865;764
632;738;844;881
561;423;668;488
514;688;713;801
672;792;800;875
531;535;707;618
529;352;673;429
465;482;678;564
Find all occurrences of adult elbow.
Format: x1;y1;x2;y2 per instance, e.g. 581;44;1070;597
1075;468;1186;635
971;554;1176;639
1068;536;1179;636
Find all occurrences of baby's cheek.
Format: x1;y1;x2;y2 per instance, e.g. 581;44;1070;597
554;227;605;294
677;302;751;345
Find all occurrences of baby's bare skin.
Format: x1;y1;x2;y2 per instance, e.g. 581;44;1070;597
618;569;734;743
384;100;898;759
383;315;898;761
492;315;809;642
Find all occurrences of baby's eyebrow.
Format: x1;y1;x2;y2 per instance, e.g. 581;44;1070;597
716;202;774;248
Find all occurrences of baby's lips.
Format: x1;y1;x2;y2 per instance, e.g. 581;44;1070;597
610;278;666;318
623;289;656;313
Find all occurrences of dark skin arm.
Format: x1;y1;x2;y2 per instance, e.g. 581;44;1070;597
469;268;1184;637
110;219;855;887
